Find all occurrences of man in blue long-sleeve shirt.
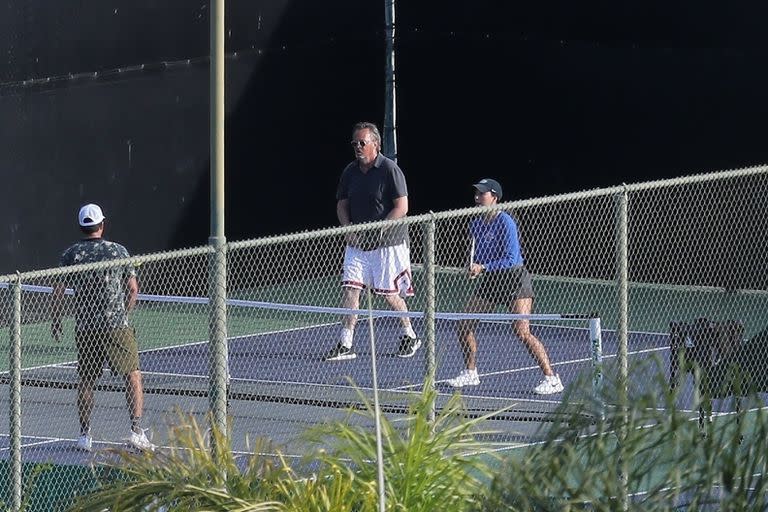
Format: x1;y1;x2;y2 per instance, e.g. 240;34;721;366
447;178;563;394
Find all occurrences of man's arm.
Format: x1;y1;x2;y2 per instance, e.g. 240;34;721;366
385;196;409;220
125;275;139;313
50;282;66;342
337;198;351;226
338;198;360;247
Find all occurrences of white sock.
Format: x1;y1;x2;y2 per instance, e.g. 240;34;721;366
403;325;417;339
340;327;354;348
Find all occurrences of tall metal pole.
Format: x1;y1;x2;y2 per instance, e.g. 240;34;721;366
209;0;229;446
383;0;397;162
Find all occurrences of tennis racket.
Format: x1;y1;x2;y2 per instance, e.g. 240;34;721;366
468;235;477;279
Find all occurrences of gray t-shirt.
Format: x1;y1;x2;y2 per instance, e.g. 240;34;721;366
60;238;136;331
336;153;409;247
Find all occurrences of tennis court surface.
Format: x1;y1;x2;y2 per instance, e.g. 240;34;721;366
3;305;690;464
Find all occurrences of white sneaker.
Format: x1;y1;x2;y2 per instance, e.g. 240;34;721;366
127;429;156;452
76;433;93;452
533;374;564;395
447;369;480;388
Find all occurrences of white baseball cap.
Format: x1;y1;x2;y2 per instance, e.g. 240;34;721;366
78;203;106;227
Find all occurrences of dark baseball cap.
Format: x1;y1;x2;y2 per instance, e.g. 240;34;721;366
473;178;503;199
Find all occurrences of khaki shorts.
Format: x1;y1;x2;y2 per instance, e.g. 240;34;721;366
76;326;140;380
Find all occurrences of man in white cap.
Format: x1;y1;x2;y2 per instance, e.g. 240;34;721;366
51;203;154;452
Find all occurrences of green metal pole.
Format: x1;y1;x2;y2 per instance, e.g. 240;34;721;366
209;0;228;446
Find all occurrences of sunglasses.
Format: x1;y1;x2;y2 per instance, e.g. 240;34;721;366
350;140;371;148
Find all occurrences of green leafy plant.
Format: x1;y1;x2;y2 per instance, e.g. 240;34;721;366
70;384;502;511
479;358;768;511
302;383;501;512
69;413;284;511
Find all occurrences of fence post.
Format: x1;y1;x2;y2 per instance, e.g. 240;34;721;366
366;289;387;512
9;273;22;512
208;240;228;454
423;214;437;425
615;186;629;510
209;0;227;457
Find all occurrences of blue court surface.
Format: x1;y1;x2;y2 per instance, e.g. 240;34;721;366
1;317;721;467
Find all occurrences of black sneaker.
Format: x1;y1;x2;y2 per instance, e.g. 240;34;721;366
325;344;356;361
397;335;422;358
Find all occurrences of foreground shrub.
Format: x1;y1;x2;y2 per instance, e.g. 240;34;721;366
70;385;500;511
304;385;500;512
480;359;768;511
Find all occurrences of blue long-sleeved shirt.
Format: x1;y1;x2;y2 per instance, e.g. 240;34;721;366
470;212;524;271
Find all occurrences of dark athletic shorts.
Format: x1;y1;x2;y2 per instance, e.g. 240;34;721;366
475;266;535;305
76;326;140;380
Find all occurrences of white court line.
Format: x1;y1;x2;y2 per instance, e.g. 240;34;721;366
0;435;67;451
137;369;427;397
393;344;670;392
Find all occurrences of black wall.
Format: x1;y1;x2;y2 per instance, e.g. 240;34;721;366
2;1;768;273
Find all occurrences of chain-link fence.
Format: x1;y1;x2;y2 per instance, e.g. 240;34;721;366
2;165;767;510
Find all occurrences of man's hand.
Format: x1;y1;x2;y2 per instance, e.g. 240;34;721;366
468;263;484;280
51;318;62;343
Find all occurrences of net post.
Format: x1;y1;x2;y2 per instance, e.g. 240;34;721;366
424;213;437;425
588;316;604;420
9;273;22;512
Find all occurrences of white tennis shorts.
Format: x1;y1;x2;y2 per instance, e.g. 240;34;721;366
342;242;414;297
